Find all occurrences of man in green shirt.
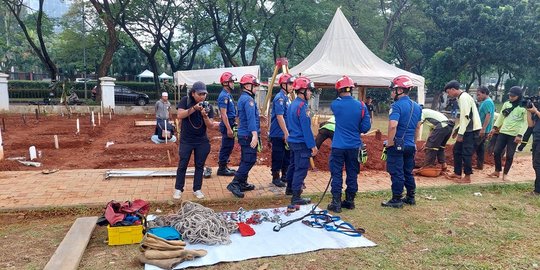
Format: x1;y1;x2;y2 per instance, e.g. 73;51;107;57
420;108;454;169
475;86;495;169
488;86;528;181
315;116;335;149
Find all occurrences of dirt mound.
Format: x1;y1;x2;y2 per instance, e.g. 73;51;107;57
0;113;493;172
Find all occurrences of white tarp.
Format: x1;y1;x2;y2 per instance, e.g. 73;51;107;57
144;205;376;270
174;66;260;87
137;69;154;79
287;8;425;104
159;72;173;80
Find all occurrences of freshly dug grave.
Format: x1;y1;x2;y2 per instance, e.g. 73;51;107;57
0;113;493;172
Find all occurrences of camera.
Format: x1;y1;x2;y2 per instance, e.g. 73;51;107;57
199;101;210;113
521;96;540;109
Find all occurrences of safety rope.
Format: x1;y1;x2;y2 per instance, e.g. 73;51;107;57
151;201;237;245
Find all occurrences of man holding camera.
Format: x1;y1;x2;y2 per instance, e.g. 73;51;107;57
173;81;216;200
526;102;540;195
488;86;528;181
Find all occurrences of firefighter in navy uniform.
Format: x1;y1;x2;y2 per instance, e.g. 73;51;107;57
284;76;318;205
217;72;238;176
269;74;295;187
226;74;261;198
382;75;422;208
327;76;371;213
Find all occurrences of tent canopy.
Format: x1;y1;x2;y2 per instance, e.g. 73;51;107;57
159;72;173;79
136;69;154;78
174;66;260;86
287;8;425;104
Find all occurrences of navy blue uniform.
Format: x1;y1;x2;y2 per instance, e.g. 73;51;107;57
270;90;291;173
329;96;371;195
285;97;316;191
175;96;214;192
235;92;260;178
387;96;422;195
217;89;237;164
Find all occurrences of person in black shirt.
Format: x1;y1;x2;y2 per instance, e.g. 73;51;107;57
526;103;540;196
173;81;217;200
366;96;375;124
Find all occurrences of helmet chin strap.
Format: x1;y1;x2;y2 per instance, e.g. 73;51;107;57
243;85;255;97
393;88;404;101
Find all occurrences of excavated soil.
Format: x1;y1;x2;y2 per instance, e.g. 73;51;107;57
0;113;493;172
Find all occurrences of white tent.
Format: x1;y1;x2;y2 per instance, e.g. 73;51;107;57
136;69;154;81
158;72;173;80
174;66;260;86
287;8;425;105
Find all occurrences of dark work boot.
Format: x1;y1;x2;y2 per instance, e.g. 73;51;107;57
402;190;416;205
226;176;244;198
381;194;403;208
291;190;311;205
285;183;293;195
327;193;342;213
217;162;235;176
239;176;255;192
341;192;356;210
271;171;286;187
280;168;288;184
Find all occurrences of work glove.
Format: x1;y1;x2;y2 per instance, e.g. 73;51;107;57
232;126;238;139
381;140;388;161
358;144;368;164
257;137;263;153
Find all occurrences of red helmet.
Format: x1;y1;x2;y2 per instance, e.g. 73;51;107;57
335;76;355;90
239;74;260;86
390;75;414;89
278;74;295;85
292;76;314;91
220;72;237;84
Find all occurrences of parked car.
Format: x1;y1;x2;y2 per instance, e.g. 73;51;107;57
75;78;97;83
114;85;149;106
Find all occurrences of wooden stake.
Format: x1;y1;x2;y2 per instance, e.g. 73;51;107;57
91;111;95;128
0;129;4;160
98;112;101;126
35;108;39;120
164;119;168;144
76;118;80;134
54;135;59;149
1;118;5;132
22;114;26;124
167;150;171;165
109;109;112;120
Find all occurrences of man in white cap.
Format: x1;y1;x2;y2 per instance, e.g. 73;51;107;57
155;91;172;136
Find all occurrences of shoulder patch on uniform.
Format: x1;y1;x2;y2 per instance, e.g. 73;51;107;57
224;99;228;104
249;101;254;107
278;98;284;105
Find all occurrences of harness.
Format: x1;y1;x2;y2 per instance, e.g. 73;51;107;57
301;210;365;237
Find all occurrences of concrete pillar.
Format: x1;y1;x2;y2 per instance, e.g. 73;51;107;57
0;73;9;112
100;77;116;110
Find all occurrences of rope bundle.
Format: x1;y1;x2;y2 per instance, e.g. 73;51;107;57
151;201;237;245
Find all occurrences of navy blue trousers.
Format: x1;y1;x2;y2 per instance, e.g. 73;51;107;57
329;148;360;195
234;135;257;178
386;146;416;195
175;142;210;192
218;120;236;164
270;137;290;173
285;142;311;192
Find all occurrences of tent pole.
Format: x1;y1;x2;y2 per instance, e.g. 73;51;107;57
262;64;280;117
